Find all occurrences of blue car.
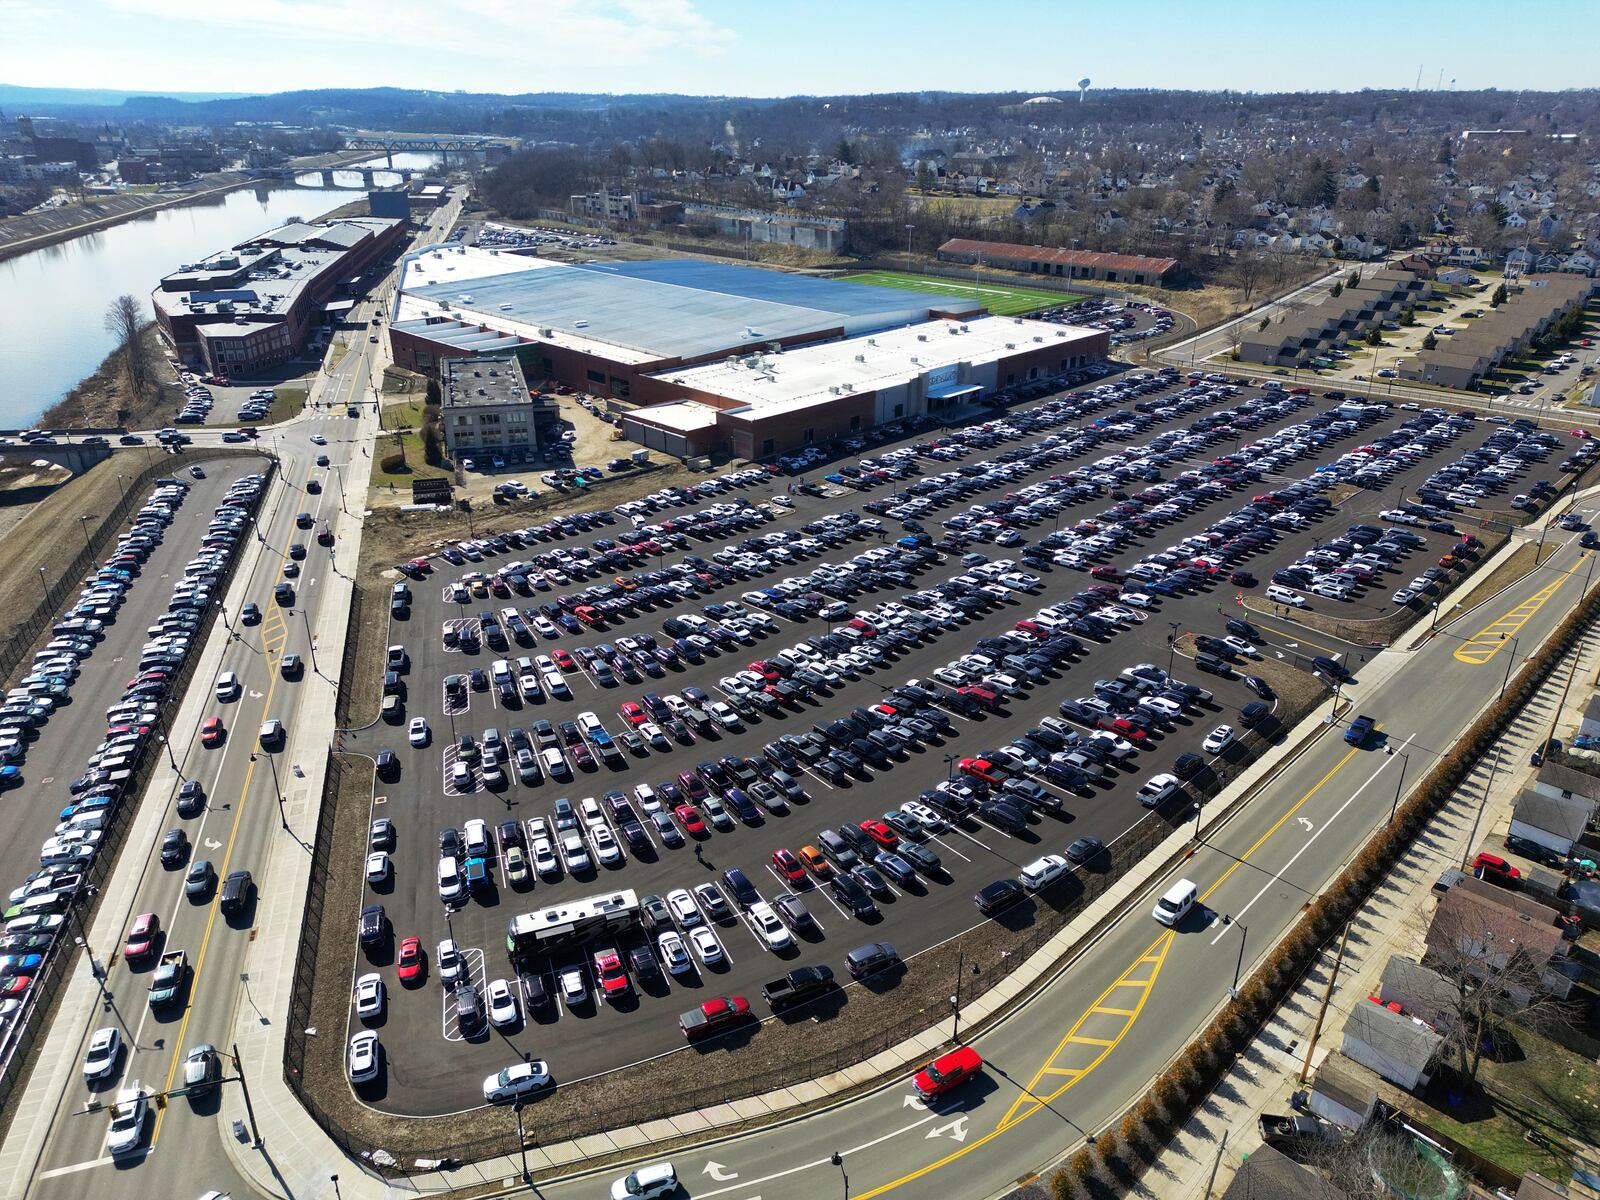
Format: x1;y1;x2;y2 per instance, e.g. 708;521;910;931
0;766;20;788
0;954;42;975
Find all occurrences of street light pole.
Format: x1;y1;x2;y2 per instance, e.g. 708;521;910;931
830;1152;849;1200
1166;621;1181;676
250;752;289;831
514;1099;531;1183
230;1042;263;1147
36;565;48;607
77;514;95;554
949;947;964;1044
1499;634;1519;698
1229;919;1248;996
295;608;320;675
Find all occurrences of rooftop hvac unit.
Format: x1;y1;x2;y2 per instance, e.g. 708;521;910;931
917;334;928;341
829;385;840;394
910;356;920;364
540;328;553;337
960;324;970;332
1006;343;1016;350
841;382;854;392
1033;335;1044;343
867;338;876;346
1056;329;1067;337
855;354;867;362
1013;317;1024;324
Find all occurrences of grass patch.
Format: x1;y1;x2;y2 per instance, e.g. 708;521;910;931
370;397;451;493
1411;1027;1600;1179
841;270;1082;315
264;384;305;425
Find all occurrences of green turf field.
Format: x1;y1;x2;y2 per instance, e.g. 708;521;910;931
841;270;1084;316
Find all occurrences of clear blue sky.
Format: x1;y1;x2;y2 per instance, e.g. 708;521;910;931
5;0;1595;98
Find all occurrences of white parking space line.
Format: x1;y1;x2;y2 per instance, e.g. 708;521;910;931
928;833;973;863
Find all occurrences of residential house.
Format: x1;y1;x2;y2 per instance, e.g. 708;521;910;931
1562;252;1597;277
1504;211;1530;231
1308;1052;1380;1131
1377;954;1462;1030
1436;268;1478;286
1220;1144;1347;1200
1425;882;1571;1002
1508;788;1591;860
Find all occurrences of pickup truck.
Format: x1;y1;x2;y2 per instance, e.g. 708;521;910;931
679;995;752;1039
148;950;188;1008
1344;714;1377;747
760;965;835;1012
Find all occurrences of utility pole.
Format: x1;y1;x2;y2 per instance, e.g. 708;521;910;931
1387;751;1410;823
1202;1129;1230;1200
1299;921;1352;1083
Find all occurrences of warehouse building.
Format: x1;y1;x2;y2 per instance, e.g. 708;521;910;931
624;316;1107;459
153;216;404;374
937;237;1182;288
389;247;986;397
1397;273;1594;390
440;354;561;465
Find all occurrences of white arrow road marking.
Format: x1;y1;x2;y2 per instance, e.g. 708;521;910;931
1285;641;1300;648
1275;651;1286;659
926;1115;970;1142
249;689;264;699
703;1162;739;1181
903;1094;923;1108
204;837;223;850
1211;733;1416;946
692;1110;944;1200
1297;817;1314;831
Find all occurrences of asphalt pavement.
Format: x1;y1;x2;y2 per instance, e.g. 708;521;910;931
331;376;1573;1115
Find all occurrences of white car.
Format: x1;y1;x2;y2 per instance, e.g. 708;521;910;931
105;1086;147;1156
708;701;742;730
214;671;238;701
559;834;590;873
559;966;588;1009
365;851;390;884
309;434;328;445
1203;725;1235;754
1121;592;1156;609
437;938;464;986
437;856;465;903
532;836;560;877
408;717;429;747
748;902;792;950
354;972;385;1020
482;1060;551;1103
1137;773;1180;808
634;783;660;814
611;1162;679;1200
450;760;472;791
666;887;701;926
82;1026;122;1081
486;978;519;1028
688;925;724;965
657;931;693;975
901;800;947;832
590;826;624;866
1020;854;1069;892
347;1031;380;1083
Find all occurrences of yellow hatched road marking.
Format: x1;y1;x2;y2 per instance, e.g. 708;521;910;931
1454;575;1570;664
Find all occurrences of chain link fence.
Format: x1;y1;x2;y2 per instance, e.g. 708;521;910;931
0;453;275;1139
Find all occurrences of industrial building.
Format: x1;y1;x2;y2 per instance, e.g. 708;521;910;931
388;247;1108;460
152;216;405;374
937;237;1182;288
440;354;560;464
1396;273;1594;389
1238;269;1437;368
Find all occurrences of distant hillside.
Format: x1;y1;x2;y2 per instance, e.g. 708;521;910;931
0;83;261;109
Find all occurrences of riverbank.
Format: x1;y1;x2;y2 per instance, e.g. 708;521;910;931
36;321;179;429
0;153;370;265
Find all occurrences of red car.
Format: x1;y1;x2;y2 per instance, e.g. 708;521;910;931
570;743;594;770
858;819;899;848
396;937;424;983
675;805;706;836
124;912;159;959
1;975;32;998
594;950;631;999
619;701;647;726
1089;566;1124;581
552;648;576;672
748;661;779;682
771;848;805;882
1105;718;1149;742
1471;852;1521;887
200;717;225;747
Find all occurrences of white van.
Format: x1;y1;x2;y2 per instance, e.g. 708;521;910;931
216;671;239;701
1263;584;1306;608
1153;878;1197;927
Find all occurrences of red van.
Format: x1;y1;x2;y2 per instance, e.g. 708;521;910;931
913;1046;983;1100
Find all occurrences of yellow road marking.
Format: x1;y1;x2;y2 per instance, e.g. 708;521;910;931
150;511;289;1141
1453;568;1575;664
1065;1036;1116;1047
853;743;1365;1200
1091;1006;1137;1017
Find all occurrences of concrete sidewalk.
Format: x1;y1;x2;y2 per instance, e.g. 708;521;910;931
1132;608;1600;1200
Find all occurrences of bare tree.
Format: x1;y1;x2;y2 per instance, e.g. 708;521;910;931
103;293;151;401
1423;901;1576;1081
1231;251;1266;305
1295;1120;1461;1199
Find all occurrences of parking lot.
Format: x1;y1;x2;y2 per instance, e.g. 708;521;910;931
334;369;1581;1114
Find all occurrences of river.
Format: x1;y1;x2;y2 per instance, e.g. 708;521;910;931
0;151;445;428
